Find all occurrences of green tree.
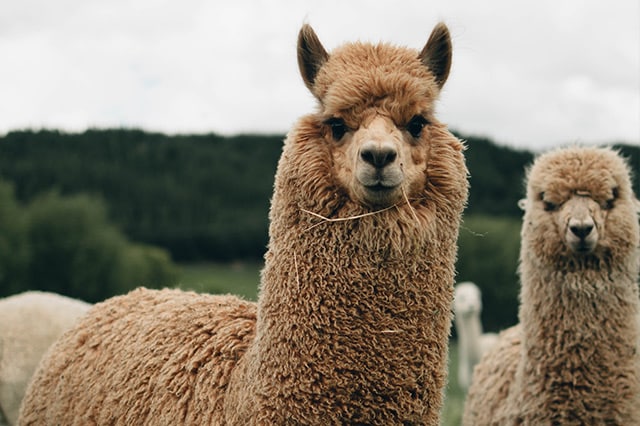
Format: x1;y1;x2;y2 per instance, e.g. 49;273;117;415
456;214;523;332
25;191;179;302
0;180;30;297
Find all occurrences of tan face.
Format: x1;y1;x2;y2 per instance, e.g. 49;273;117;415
557;195;604;253
535;187;615;257
296;23;453;211
329;114;428;208
522;147;639;266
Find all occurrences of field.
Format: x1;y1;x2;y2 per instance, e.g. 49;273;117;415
177;262;467;425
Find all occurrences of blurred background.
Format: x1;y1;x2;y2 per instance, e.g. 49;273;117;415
1;1;638;423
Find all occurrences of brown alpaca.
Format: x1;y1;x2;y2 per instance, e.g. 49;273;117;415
19;22;468;425
463;146;640;425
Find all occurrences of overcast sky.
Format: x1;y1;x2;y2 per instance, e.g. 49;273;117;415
1;0;638;151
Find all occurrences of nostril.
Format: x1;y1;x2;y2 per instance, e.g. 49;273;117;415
570;224;594;239
360;147;397;168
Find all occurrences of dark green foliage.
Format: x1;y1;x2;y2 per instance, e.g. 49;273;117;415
459;134;534;216
0;129;281;261
456;215;522;331
0;181;30;295
0;128;638;328
1;129;638;262
0;187;179;302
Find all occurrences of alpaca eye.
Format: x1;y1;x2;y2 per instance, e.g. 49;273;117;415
604;187;619;210
324;117;348;141
406;115;429;138
538;192;557;211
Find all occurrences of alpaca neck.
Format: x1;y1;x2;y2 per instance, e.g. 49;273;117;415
515;260;640;418
231;211;458;424
225;121;467;424
456;312;484;365
519;265;639;356
455;312;484;390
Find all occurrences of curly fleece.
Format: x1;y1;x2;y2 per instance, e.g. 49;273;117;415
20;24;468;426
463;146;640;425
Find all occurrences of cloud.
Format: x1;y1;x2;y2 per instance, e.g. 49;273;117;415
0;0;637;150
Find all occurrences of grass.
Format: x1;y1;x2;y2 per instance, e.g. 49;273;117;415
176;262;467;425
176;261;262;300
442;341;466;426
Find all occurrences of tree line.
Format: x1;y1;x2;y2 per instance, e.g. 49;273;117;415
0;128;638;330
0;180;179;302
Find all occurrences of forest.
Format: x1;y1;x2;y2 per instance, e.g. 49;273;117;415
0;128;638;330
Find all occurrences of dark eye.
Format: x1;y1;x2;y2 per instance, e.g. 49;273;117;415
324;117;348;141
539;192;557;211
406;115;429;138
604;187;619;210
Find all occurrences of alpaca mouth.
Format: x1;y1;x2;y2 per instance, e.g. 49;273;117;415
569;240;597;254
359;181;402;207
365;182;398;192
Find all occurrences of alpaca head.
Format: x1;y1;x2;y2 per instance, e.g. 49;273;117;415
454;281;482;317
520;146;640;270
295;23;455;209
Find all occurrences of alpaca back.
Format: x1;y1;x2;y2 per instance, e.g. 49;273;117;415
19;288;256;425
463;325;521;423
0;291;89;426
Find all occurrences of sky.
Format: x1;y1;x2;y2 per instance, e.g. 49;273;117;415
1;0;638;151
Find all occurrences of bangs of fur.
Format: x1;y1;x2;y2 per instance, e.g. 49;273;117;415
312;43;441;125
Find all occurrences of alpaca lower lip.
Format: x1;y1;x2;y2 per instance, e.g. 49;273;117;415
361;183;401;206
577;246;594;253
572;242;595;253
365;183;398;192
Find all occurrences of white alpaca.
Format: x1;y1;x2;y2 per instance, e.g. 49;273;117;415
453;282;498;391
0;291;90;425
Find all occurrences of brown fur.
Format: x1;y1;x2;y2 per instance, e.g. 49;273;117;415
463;146;640;425
19;23;467;425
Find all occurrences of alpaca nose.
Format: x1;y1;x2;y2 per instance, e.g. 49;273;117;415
360;142;397;168
569;222;594;239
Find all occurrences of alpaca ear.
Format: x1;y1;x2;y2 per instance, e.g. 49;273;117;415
518;198;528;211
297;24;329;94
418;22;452;89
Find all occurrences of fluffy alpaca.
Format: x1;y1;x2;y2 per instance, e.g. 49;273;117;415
0;291;89;426
453;282;498;392
463;146;640;425
20;22;468;425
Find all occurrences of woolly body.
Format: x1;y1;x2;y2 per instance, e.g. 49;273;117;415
0;291;89;425
453;282;497;391
20;23;468;425
463;146;640;425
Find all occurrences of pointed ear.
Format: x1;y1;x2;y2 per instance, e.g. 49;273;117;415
418;22;452;89
297;24;329;94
